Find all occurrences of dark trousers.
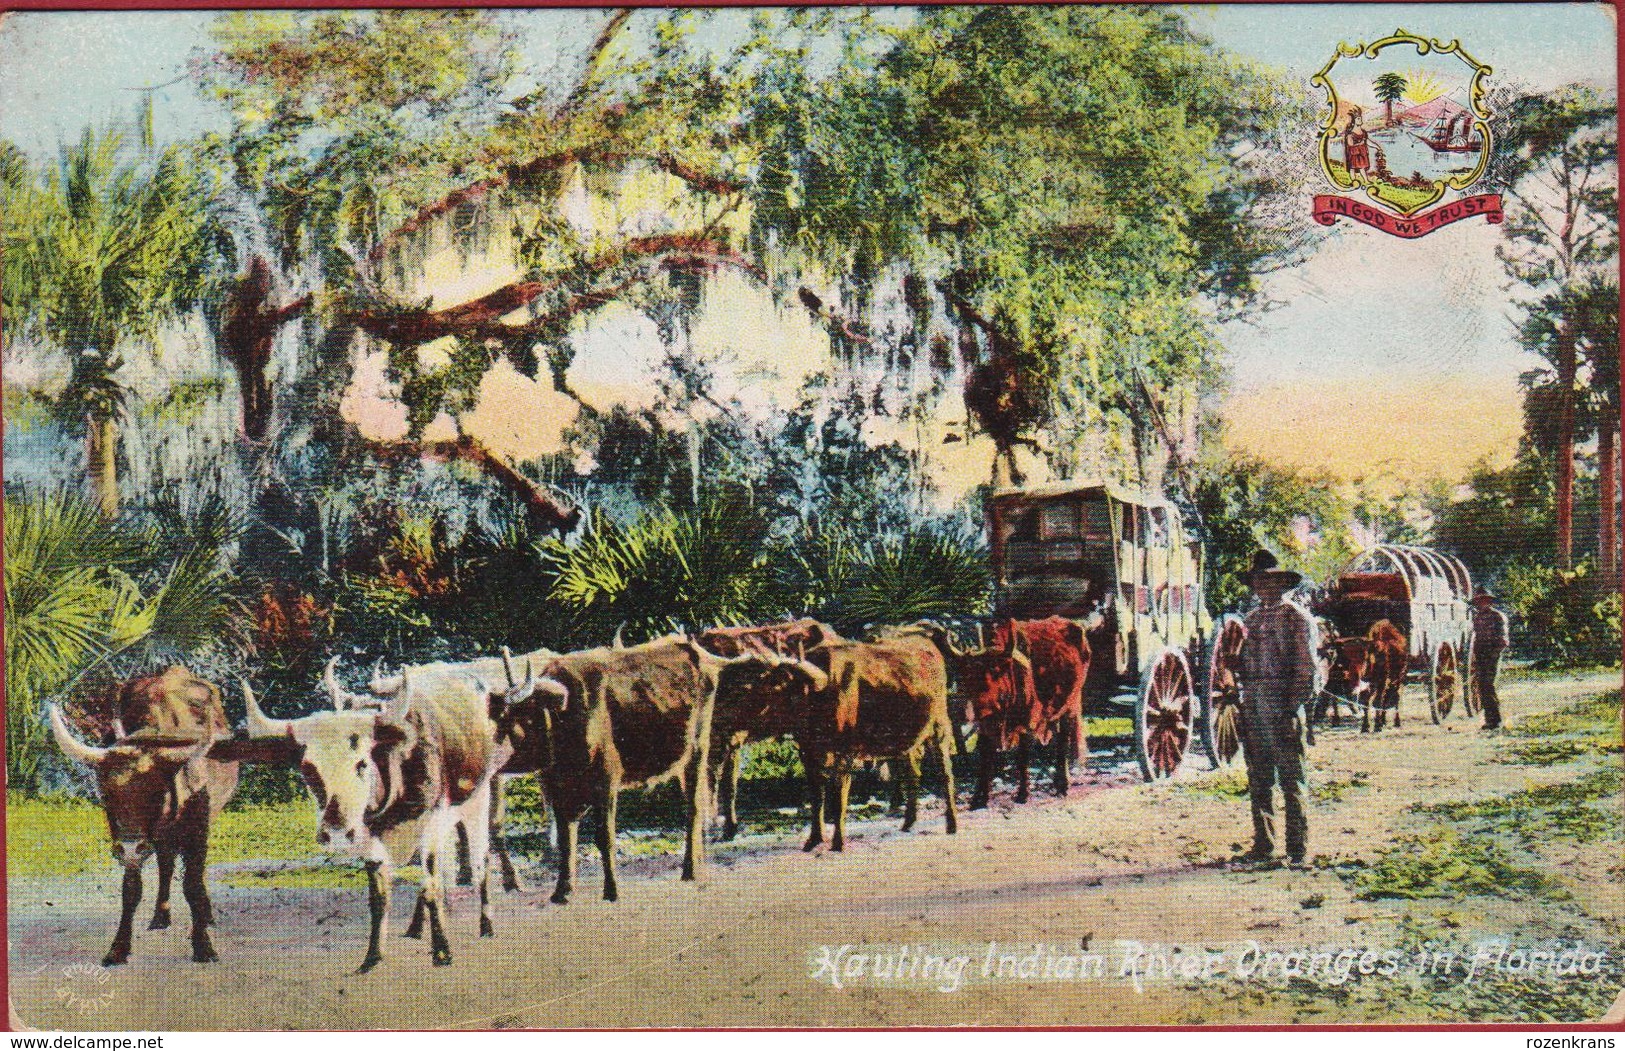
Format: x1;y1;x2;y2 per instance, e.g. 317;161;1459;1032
1242;717;1308;860
1474;647;1504;728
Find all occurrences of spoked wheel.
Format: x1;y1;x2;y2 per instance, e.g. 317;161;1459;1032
1201;614;1248;769
1428;642;1460;724
1463;639;1482;718
1136;647;1197;781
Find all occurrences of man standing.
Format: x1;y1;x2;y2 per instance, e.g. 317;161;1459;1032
1237;550;1317;868
1471;588;1511;730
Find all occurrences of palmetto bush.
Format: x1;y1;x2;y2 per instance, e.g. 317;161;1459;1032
816;526;992;634
542;495;774;646
3;491;242;793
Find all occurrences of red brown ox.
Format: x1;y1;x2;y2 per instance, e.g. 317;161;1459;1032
245;666;498;972
493;637;725;904
1323;619;1408;732
914;618;1089;808
48;667;237;966
696;620;840;840
732;633;956;851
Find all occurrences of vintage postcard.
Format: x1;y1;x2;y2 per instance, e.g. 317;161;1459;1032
1;2;1620;1031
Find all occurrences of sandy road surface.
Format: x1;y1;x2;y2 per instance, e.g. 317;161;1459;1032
10;669;1623;1029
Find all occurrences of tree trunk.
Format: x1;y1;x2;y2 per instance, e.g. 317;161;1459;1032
1600;418;1618;587
86;415;119;519
1555;320;1578;569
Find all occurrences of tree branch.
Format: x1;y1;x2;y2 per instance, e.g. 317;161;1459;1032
365;434;581;534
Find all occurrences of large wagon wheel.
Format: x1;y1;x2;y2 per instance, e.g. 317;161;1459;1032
1201;614;1248;769
1136;647;1197;781
1427;642;1461;724
1463;638;1482;718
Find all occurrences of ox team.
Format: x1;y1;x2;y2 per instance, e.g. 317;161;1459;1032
49;574;1508;971
49;617;1093;972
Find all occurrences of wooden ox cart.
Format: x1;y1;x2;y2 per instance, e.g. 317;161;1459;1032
987;482;1218;781
1309;544;1479;724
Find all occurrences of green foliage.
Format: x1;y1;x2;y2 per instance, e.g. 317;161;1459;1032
1430;451;1565;585
2;492;243;793
742;6;1309;461
543;494;774;645
1343;828;1562;902
1498;557;1621;667
2;128;224;416
812;526;991;634
1191;452;1373;612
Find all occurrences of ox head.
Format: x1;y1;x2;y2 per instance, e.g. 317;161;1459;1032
713;652;830;733
49;704;213;869
486;652;571;765
1322;638;1372;701
954;622;1035;748
243;678;414;853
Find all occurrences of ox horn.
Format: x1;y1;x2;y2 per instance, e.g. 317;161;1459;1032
156;724;215;767
977;623;986;650
242;679;291;738
502;646;517;689
613;623;625;649
370;658;405;697
382;670;413;723
111;717;127;742
48;704;109;766
323;656;347;709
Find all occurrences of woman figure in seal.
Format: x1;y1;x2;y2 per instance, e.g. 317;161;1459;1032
1342;106;1371;179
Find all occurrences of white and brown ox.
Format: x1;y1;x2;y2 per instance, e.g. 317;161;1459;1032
363;649;553;893
48;667;237;967
243;666;499;972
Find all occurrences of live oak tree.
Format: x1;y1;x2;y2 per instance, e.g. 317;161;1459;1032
195;7;1306;543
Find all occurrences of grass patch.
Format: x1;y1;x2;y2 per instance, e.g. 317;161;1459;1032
1510;690;1620;740
1502;689;1620;766
1418;768;1622;845
1086;716;1134;739
1341;827;1564;902
7;795;319;879
219;864;365;890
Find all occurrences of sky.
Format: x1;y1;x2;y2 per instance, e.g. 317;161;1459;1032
0;5;1617;488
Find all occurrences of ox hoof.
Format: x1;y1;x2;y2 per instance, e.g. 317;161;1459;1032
148;911;171;931
501;878;524;893
432;950;453;967
720;828;738;843
192;945;220;964
968;799;989;812
101;952;129;968
402;926;424;940
480;918;494;938
603;888;619;903
355;955;383;975
802;838;822;853
549;890;571;905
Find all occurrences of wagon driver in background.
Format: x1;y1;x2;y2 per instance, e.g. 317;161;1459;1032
1237;550;1317;869
1471;587;1511;731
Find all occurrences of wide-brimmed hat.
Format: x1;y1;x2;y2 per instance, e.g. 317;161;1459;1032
1247;549;1302;589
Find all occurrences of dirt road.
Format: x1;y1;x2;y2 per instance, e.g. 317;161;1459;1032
9;669;1623;1029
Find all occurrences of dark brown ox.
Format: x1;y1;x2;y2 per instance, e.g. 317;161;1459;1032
493;637;724;904
244;665;498;972
696;619;840;840
1323;619;1409;732
48;666;237;966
